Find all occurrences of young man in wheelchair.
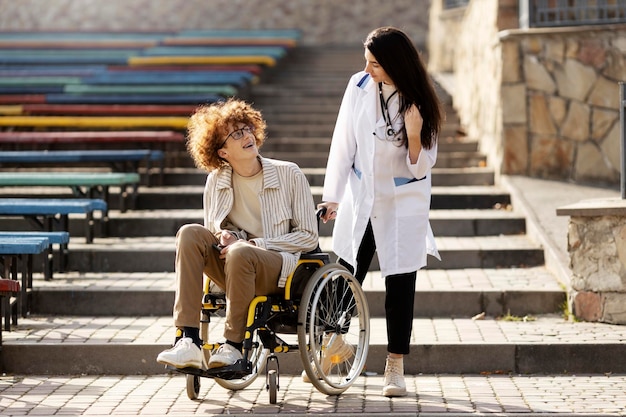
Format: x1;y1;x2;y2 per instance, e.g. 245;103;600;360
157;98;328;370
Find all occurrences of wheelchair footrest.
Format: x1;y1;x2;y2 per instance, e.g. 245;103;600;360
167;359;253;380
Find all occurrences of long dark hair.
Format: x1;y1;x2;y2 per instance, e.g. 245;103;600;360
364;26;442;150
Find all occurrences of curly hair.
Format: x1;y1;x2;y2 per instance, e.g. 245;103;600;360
186;98;267;171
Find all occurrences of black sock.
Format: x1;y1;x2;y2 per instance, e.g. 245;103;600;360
183;327;202;347
226;340;243;351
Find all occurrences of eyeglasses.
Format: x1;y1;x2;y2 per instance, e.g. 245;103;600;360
220;125;254;148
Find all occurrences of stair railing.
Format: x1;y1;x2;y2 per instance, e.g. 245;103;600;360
621;82;626;198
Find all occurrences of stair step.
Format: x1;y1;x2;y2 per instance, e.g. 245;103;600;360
0;207;523;239
29;265;563;317
154;165;493;187
29;234;543;273
0;184;511;210
5;314;624;375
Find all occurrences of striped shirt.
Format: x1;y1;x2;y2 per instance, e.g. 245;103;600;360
202;157;319;287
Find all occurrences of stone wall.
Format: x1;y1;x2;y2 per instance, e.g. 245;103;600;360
500;26;626;185
0;0;430;47
558;199;626;324
428;0;626;186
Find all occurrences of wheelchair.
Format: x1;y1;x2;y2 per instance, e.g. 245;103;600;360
168;214;371;404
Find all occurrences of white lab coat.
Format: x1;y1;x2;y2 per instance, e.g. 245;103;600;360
322;71;440;277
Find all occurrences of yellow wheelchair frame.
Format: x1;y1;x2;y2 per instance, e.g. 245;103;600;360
170;249;371;404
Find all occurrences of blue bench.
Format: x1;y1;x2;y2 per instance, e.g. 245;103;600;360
43;93;223;105
0;64;263;76
0;149;165;186
0;172;139;212
0;71;253;85
81;70;254;85
0;198;107;243
0;236;49;318
0;231;70;281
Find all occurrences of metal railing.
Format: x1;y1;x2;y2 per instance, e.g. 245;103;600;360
619;82;626;199
521;0;626;28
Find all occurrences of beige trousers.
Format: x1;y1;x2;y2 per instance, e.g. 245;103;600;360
173;223;282;343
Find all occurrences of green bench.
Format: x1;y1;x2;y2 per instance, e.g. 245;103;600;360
0;172;137;212
0;149;165;186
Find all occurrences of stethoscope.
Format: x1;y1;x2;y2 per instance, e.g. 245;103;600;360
377;82;400;140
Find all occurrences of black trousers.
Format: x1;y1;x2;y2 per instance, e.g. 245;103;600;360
339;221;417;355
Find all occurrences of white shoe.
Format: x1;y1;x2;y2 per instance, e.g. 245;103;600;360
382;356;407;397
208;343;243;369
302;334;354;383
156;337;204;369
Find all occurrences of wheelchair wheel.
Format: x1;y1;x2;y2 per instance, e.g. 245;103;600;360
214;327;270;390
186;374;200;400
297;263;370;396
267;370;278;404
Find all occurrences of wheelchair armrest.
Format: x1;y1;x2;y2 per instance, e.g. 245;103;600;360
300;251;329;262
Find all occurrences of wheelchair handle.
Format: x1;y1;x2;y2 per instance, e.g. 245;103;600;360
314;207;327;235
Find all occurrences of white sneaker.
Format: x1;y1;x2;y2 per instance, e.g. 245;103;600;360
156;337;204;369
382;356;407;397
302;334;354;383
207;343;243;369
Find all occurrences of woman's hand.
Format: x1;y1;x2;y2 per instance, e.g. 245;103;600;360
404;104;423;142
317;202;339;223
404;104;423;163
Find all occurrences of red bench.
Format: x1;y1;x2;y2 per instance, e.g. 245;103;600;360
0;130;184;144
0;278;20;339
14;103;198;116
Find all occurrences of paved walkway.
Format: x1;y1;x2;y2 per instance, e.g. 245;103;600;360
2;373;626;416
502;175;620;287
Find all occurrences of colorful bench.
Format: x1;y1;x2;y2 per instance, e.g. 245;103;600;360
0;236;49;317
0;231;69;280
0;198;107;243
0;278;19;336
0;103;197;116
0;130;184;144
41;94;223;105
0;149;165;186
0;115;187;129
0;103;197;117
0;172;139;212
0;64;263;76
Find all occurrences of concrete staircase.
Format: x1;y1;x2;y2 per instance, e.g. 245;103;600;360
5;46;610;377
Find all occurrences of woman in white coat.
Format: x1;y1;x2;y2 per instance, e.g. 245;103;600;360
318;27;443;397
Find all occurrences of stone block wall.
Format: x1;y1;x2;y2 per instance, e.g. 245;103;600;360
0;0;430;47
558;199;626;324
428;0;626;186
500;27;626;185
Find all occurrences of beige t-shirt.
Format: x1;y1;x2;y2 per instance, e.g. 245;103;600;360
228;170;264;239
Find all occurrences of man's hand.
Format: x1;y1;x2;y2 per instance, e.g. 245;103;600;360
219;230;238;247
